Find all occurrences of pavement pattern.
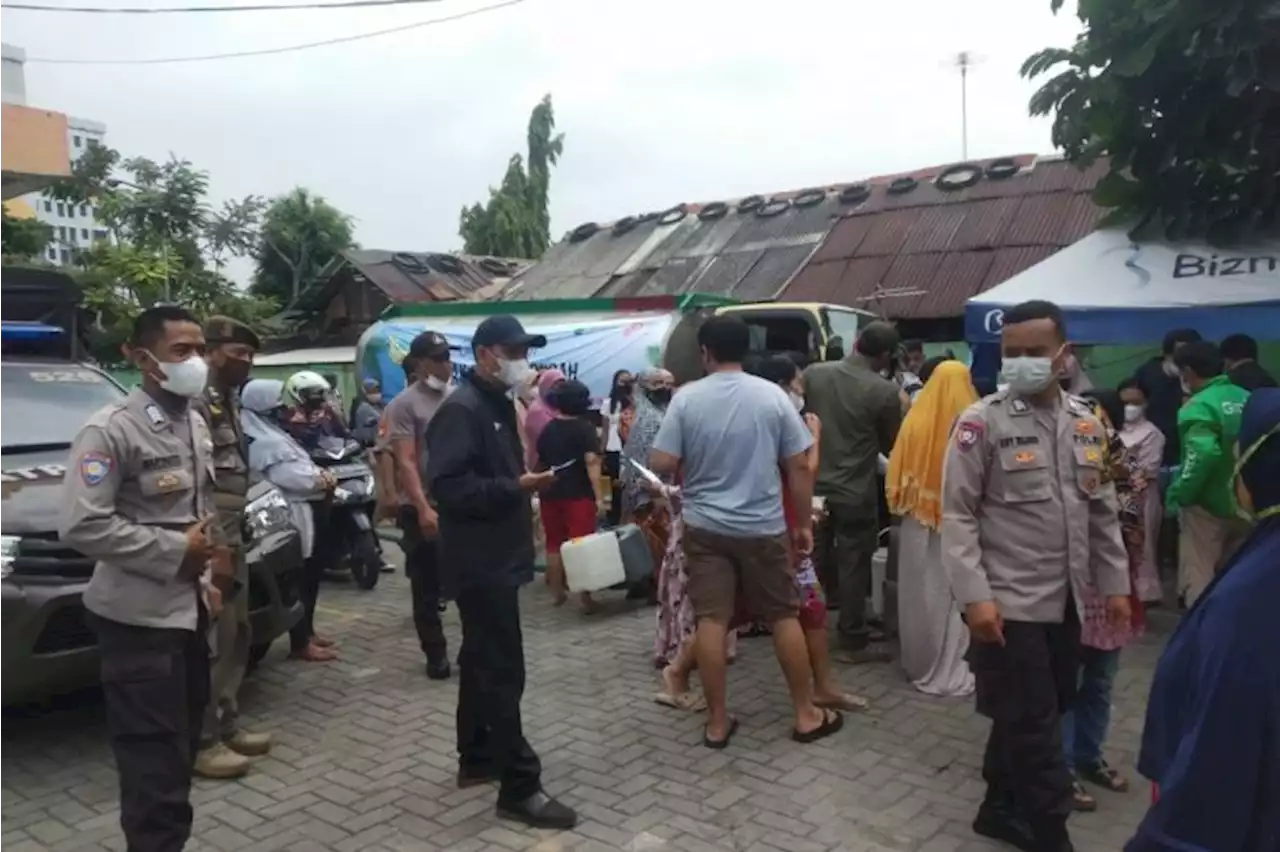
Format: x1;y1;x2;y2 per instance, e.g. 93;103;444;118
3;543;1168;852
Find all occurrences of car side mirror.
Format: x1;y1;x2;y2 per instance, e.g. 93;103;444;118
826;336;845;362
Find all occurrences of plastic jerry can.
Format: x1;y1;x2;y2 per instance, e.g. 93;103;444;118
560;530;626;593
614;523;654;584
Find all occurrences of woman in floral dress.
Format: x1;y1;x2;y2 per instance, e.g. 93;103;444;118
1063;390;1148;811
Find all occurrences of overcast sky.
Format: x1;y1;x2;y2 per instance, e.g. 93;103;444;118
5;0;1082;279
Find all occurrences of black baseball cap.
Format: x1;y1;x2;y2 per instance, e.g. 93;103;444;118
408;331;457;361
471;315;547;350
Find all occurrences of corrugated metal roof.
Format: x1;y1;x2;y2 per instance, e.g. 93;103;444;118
505;153;1104;319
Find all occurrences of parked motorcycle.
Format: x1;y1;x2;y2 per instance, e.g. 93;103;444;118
308;436;381;590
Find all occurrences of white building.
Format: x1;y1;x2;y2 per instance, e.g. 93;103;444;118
2;42;110;266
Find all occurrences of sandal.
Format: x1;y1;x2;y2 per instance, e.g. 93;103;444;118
703;717;739;750
792;709;844;744
1070;777;1097;811
815;693;869;712
1079;760;1130;792
654;691;707;712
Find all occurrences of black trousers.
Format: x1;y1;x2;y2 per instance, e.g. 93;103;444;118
455;583;542;803
90;611;210;852
397;506;447;662
603;451;623;527
819;502;880;650
290;503;329;652
969;608;1081;829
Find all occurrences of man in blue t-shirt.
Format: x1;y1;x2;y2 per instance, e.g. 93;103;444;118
650;315;845;749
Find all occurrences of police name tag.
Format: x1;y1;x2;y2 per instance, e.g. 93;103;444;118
145;403;167;430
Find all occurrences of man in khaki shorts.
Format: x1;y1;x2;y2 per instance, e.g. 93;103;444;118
650;315;843;749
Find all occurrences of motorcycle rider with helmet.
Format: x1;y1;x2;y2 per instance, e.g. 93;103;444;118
280;371;353;449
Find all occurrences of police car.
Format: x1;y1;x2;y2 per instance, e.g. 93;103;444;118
1;322;304;704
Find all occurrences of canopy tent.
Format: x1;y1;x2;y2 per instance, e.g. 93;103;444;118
964;229;1280;345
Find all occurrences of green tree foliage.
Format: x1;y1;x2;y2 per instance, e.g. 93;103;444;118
1022;0;1280;243
459;94;564;258
251;188;356;307
1;210;53;260
46;147;277;363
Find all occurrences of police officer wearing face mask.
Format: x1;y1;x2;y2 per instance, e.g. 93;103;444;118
60;305;223;852
424;315;577;830
192;316;273;779
942;300;1132;852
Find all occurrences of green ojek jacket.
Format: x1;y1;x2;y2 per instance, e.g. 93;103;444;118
1166;375;1250;518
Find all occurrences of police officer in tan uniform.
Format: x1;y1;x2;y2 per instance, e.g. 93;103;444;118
942;300;1131;852
193;316;272;778
60;305;225;852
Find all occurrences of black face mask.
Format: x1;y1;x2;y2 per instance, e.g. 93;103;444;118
647;388;672;406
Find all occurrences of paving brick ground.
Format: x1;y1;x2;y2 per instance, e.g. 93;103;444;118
2;543;1168;852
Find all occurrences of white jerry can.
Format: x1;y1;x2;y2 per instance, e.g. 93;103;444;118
561;530;627;593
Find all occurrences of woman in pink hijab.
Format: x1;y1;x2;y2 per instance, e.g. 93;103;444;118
522;369;566;471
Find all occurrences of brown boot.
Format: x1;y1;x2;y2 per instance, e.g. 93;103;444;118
225;729;272;757
193;743;251;779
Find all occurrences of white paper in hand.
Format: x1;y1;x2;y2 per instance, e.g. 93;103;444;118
626;456;665;487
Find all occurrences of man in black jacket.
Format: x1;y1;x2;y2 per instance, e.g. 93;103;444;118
1221;333;1277;392
1132;328;1202;467
425;315;574;830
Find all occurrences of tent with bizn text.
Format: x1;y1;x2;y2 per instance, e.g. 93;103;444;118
963;228;1280;345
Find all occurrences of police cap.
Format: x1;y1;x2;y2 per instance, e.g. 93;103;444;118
204;316;262;351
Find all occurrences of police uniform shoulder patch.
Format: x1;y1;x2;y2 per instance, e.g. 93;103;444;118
79;451;113;486
144;403;167;429
955;420;984;451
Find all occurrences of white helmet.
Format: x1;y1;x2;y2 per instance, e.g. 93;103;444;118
283;370;330;408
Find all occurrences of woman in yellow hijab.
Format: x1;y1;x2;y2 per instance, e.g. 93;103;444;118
885;359;978;696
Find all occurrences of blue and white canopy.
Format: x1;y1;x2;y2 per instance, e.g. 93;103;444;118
965;229;1280;344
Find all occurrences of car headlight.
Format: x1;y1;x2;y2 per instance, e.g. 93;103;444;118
0;534;17;579
244;487;291;543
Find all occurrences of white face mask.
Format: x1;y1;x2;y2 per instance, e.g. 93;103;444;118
424;375;449;392
1162;359;1181;378
788;391;805;412
496;357;534;390
1002;356;1056;395
1181;378;1192;396
146;352;208;398
1124;404;1144;424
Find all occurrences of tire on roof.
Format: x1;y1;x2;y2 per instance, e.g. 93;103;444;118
756;198;791;218
698;201;729;221
657;204;688;226
737;194;765;214
569;222;600;242
638;210;662;222
838;184;871;205
985;158;1021;180
793;188;827;208
392;252;430;273
427;253;464;274
612;215;639;235
887;177;918;195
934;163;982;191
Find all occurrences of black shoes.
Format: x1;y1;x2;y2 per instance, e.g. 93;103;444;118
496;790;578;830
973;803;1036;852
426;658;451;680
456;766;498;789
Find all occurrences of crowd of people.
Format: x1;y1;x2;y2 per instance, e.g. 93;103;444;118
54;300;1279;852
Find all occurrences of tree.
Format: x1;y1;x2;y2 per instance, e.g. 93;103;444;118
1;210;53;260
251;188;356;307
47;147;278;363
1022;0;1280;243
459;94;565;258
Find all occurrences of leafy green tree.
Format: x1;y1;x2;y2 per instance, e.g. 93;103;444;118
251;188;356;306
1;210;53;260
46;147;276;362
459;94;564;258
1022;0;1279;242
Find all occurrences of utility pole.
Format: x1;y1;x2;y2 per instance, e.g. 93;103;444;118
946;51;984;160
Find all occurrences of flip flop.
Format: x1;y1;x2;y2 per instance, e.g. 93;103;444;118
703;718;739;749
654;691;707;712
792;709;844;744
815;693;869;712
